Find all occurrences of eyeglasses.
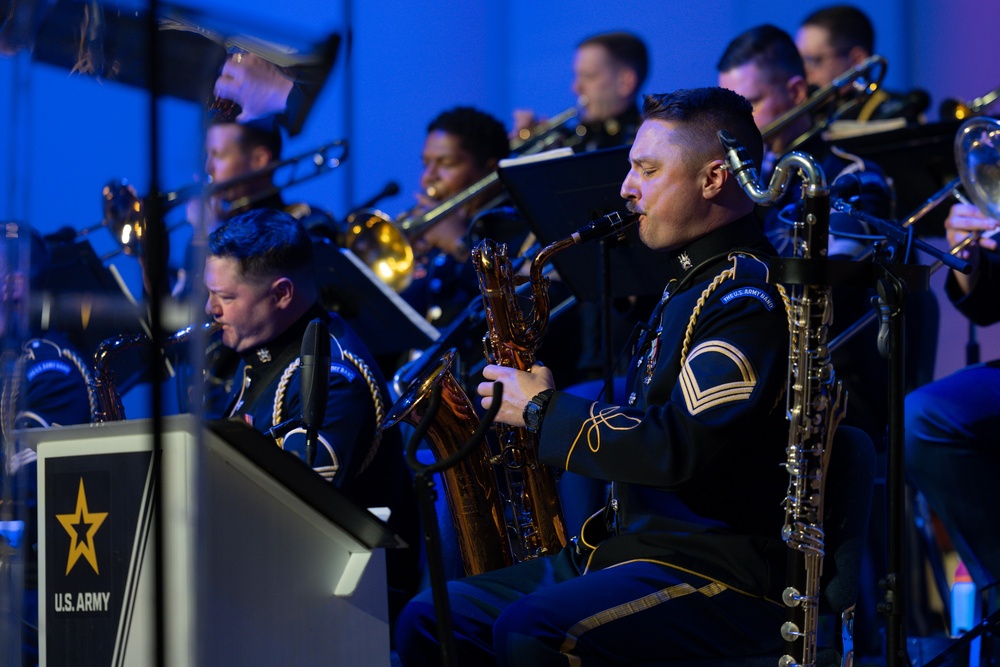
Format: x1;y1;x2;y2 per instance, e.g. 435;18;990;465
801;51;850;69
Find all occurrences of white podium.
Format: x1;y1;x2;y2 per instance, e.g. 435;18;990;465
30;414;399;666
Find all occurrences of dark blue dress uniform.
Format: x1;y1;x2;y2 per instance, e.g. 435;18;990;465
208;304;420;621
395;215;794;666
2;332;93;667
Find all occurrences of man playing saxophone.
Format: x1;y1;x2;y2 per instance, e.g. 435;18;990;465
202;208;420;624
395;87;792;665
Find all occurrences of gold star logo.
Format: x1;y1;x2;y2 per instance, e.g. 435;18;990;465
56;478;108;576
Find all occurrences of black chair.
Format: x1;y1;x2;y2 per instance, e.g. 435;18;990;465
660;424;877;667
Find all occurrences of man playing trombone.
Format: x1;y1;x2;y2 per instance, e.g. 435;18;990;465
511;31;648;154
795;5;928;123
399;106;519;329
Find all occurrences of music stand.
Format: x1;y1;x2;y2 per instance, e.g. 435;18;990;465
30;0;340;134
205;418;405;551
497;146;670;301
833;120;963;237
312;241;439;357
42;239;148;356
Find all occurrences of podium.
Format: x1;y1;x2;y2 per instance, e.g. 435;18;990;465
28;414;396;666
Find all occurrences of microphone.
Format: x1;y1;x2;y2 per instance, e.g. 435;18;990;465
570;211;639;244
300;318;331;467
355;181;401;211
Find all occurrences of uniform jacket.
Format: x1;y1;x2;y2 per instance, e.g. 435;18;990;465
210;304;421;611
947;247;1000;328
537;215;792;601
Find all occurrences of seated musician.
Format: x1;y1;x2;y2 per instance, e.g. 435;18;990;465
1;227;93;666
399;106;519;330
172;115;333;300
717;24;898;442
905;202;1000;613
512;31;648;153
396;86;794;665
795;5;928;123
202;208;420;623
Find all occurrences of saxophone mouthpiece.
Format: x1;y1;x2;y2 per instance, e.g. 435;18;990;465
570;211;639;244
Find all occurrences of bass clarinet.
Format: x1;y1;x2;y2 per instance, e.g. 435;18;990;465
720;131;846;667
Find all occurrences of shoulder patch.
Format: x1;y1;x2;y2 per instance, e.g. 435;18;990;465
25;359;74;382
329;361;358;382
679;339;758;415
720;286;776;311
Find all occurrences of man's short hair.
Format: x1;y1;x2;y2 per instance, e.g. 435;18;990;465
578;31;649;91
642;87;763;168
802;5;874;55
716;24;806;84
426;107;509;168
208;208;313;284
210;117;283;162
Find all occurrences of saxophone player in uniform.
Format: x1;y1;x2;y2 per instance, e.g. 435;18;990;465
202;209;420;624
395;87;792;665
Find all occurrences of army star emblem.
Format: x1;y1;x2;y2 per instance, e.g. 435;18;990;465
56;479;108;575
257;347;272;363
678;252;693;270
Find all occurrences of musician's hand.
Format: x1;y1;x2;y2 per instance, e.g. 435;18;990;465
410;190;471;260
945;202;998;293
185;196;224;232
478;363;555;427
510;109;540;141
945;202;999;252
215;52;294;121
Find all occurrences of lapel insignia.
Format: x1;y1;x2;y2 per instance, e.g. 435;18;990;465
678;252;693;271
256;347;272;363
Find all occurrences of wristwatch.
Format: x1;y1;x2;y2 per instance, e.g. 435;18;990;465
523;389;555;434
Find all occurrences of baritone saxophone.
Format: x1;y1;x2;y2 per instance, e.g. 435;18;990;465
472;210;638;562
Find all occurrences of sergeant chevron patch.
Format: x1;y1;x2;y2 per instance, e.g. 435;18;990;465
679;340;757;415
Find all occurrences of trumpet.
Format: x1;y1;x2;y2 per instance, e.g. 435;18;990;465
344;109;578;293
763;55;888;153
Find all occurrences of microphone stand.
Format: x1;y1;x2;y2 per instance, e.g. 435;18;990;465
830;200;974;667
403;382;502;667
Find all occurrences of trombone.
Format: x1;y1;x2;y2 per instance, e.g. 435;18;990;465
940;84;1000;121
86;140;349;259
343;108;579;293
763;54;888;153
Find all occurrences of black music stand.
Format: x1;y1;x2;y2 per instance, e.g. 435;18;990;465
312;241;439;357
834;120;963;237
43;239;147;357
498;146;670;394
30;0;340;134
498;146;670;301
